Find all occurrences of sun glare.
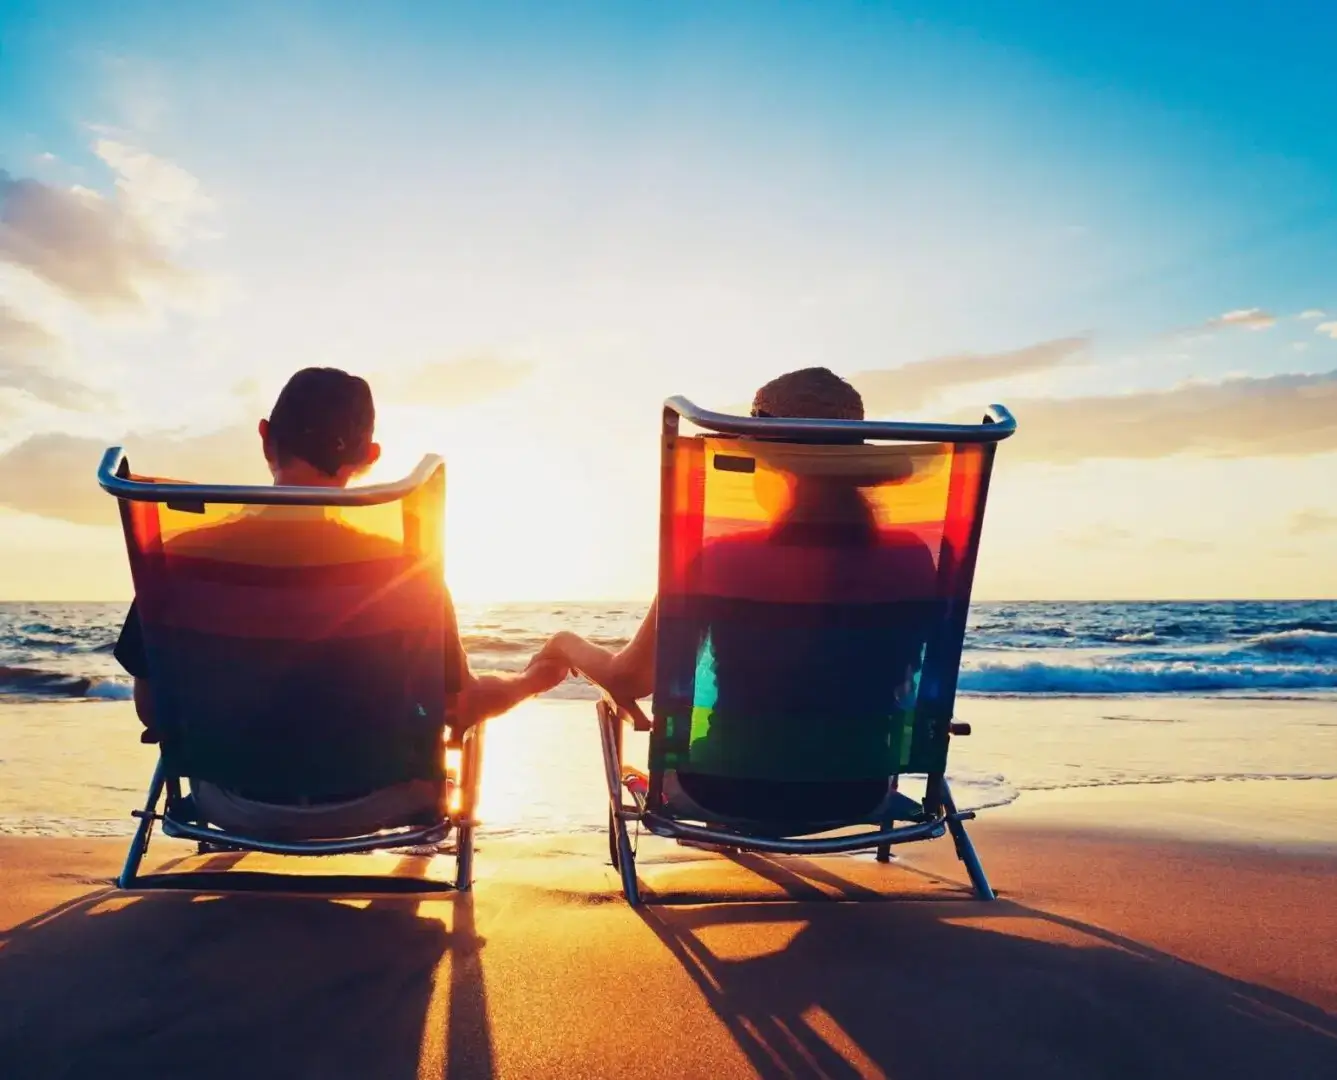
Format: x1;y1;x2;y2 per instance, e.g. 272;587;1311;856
371;406;650;602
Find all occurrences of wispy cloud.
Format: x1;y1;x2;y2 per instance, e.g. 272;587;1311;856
0;302;97;410
1300;309;1326;320
380;356;535;407
850;336;1086;413
0;140;212;313
1063;526;1214;555
1289;508;1337;536
1314;321;1337;339
0;424;260;526
1007;370;1337;462
1206;308;1275;332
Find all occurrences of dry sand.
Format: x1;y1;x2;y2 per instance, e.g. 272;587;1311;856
1;781;1335;1079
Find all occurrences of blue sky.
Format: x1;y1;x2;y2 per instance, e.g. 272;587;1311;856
0;1;1334;599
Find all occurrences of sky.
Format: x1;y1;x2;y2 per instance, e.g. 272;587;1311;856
0;0;1334;602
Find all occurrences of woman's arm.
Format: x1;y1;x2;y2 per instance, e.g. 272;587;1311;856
541;598;657;703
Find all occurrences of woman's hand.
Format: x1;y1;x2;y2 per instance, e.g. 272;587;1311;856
521;654;570;695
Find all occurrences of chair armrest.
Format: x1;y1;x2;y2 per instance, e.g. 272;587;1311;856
603;693;652;732
949;721;971;737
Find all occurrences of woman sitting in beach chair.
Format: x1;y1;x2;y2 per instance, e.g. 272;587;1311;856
106;368;564;885
539;368;936;822
536;367;1014;903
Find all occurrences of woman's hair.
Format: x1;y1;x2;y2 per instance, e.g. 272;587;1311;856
267;367;375;476
751;367;864;422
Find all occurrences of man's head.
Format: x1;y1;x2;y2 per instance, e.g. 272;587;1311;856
258;367;381;486
751;367;864;422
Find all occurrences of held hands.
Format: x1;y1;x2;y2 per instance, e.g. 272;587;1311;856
520;653;570;696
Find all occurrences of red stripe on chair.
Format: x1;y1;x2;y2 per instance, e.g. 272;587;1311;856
937;445;986;600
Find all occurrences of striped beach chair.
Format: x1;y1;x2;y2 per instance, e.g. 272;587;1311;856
98;449;480;891
599;397;1015;904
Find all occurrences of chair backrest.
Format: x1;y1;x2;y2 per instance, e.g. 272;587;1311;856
105;453;453;803
650;400;1012;815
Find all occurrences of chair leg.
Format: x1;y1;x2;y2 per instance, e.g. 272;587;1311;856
455;825;474;892
119;757;167;889
598;701;640;905
454;724;483;892
875;842;892;863
941;779;995;901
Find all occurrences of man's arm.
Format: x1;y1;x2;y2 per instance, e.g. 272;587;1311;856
454;660;567;729
115;602;159;742
132;678;158;742
443;585;567;730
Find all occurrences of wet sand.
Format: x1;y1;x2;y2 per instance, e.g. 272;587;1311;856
1;783;1335;1079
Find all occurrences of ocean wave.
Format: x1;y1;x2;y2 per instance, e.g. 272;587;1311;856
1245;629;1337;657
0;664;132;701
958;659;1337;696
462;632;631;655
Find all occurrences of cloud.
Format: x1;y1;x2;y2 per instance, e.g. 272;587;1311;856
0;424;261;526
1289;508;1337;536
93;138;214;247
1064;524;1134;548
1207;308;1275;332
0;302;98;410
1063;527;1214;555
1006;370;1337;463
850;336;1086;413
1314;322;1337;339
0;141;210;313
380;356;535;407
1153;538;1216;555
1300;309;1326;320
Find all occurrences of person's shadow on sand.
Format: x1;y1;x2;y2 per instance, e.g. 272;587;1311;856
0;856;492;1080
638;853;1337;1080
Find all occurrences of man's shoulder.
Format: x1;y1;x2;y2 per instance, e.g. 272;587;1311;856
164;512;403;562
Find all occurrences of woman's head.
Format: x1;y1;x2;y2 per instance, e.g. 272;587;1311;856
745;368;874;529
751;367;864;422
259;367;381;485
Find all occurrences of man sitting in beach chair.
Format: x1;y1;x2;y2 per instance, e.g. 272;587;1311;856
537;368;1013;903
112;367;565;844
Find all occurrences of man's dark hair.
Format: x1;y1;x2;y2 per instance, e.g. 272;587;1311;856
267;367;375;477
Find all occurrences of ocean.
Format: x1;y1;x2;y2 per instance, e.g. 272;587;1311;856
1;599;1334;837
1;599;1333;704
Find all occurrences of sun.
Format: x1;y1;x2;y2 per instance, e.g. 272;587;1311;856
370;405;650;603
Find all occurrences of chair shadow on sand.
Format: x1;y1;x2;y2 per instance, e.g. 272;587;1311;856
0;854;494;1080
635;851;1337;1080
1;849;1335;1079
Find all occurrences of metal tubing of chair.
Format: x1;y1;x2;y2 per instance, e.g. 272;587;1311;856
97;447;444;507
453;724;482;890
941;780;996;901
454;826;474;892
598;702;622;869
644;815;946;855
598;703;640;902
663;397;1016;445
158;818;450;856
119;758;167;889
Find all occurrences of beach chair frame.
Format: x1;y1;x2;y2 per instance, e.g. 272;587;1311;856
599;397;1015;905
98;449;480;892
